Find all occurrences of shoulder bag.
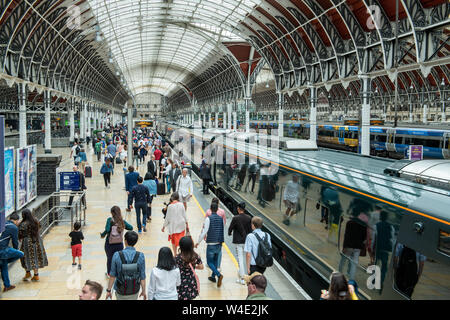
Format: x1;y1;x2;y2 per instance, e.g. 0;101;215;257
189;262;200;295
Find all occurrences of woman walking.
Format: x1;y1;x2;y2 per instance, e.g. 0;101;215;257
100;206;133;277
19;209;48;281
100;158;114;188
148;247;181;300
175;236;204;300
162;192;189;254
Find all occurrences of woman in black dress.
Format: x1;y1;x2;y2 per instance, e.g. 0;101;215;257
175;236;204;300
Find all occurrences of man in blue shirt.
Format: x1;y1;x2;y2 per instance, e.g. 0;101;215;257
106;141;117;170
125;166;140;212
130;176;151;233
0;213;24;292
105;231;146;300
244;216;272;275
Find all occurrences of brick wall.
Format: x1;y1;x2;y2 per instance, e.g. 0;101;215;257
37;154;62;195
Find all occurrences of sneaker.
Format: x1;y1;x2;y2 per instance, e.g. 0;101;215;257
78;264;82;270
143;227;147;232
208;276;216;283
3;285;16;292
240;279;246;285
138;231;142;234
217;274;223;288
235;278;242;284
72;263;77;266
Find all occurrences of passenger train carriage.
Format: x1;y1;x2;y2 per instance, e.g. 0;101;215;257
159;121;450;300
249;120;450;159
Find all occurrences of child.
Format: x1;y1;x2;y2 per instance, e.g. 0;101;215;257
69;222;84;270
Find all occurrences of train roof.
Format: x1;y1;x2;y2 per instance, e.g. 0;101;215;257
220;139;450;224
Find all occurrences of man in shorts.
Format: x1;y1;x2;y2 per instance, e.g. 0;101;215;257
282;175;300;225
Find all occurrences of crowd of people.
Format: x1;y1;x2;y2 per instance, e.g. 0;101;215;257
0;121;359;301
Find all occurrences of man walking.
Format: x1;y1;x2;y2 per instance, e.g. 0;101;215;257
244;217;272;275
228;202;252;285
176;168;193;211
125;166;139;212
0;213;24;292
195;202;224;288
105;231;147;300
107;141;117;171
130;176;151;233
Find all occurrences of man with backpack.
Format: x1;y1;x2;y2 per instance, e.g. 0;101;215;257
105;231;147;300
70;142;81;165
244;217;273;275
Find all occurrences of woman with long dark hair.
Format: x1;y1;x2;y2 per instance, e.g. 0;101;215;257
320;271;357;300
100;206;133;277
175;236;204;300
19;209;48;281
148;247;180;300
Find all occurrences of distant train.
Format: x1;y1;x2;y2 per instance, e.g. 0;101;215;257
249;121;450;160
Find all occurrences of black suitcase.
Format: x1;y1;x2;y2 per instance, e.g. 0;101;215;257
157;182;165;195
116;157;122;164
85;165;92;178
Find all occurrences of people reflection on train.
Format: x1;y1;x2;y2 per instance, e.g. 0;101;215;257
394;243;426;298
234;163;247;191
199;160;212;195
257;161;272;208
283;175;300;226
244;161;258;193
338;200;369;281
371;211;395;292
318;186;341;231
320;272;358;300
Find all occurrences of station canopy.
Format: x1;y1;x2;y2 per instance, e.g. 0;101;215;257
88;0;262;97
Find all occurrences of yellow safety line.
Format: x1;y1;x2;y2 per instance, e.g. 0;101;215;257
192;194;240;270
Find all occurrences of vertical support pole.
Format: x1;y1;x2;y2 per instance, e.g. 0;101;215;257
86;104;91;140
360;75;371;156
80;101;85;142
208;112;212;128
127;102;133;163
69;98;75;145
245;98;250;133
233;110;237;131
278;92;284;137
409;100;413;123
309;86;317;142
44;90;51;153
215;112;219;128
227;103;232;130
423;104;428;124
18;82;27;148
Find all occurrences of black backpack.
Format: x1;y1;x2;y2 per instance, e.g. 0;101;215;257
253;232;273;268
116;251;142;296
75;146;80;155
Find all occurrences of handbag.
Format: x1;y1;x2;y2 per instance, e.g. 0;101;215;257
189;262;200;295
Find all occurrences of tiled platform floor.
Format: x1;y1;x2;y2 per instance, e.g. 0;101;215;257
0;145;248;300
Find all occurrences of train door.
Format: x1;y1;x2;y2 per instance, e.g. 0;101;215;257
443;133;450;159
386;128;396;153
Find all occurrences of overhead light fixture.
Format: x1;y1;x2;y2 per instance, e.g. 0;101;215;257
441;78;445;86
95;31;102;42
265;81;269;88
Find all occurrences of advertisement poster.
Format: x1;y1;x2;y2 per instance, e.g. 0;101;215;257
0;116;4;233
16;147;28;210
4;147;15;216
409;145;423;161
27;144;37;202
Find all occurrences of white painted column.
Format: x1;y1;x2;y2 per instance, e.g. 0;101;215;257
278;92;284;137
69;99;75;144
18;82;27;148
44;90;52;153
223;110;227;129
245;98;251;133
423;104;428;124
409;101;413;123
442;96;446;122
208;113;212;128
309;86;317;142
127;103;133;163
360;75;371;156
215;112;219;128
80;101;85;142
227;104;232;130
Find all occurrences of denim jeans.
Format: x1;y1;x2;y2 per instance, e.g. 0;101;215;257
338;248;361;281
206;244;222;279
0;248;24;288
135;202;147;232
235;244;246;278
166;175;171;193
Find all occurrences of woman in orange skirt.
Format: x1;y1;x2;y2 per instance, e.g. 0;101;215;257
162;192;189;254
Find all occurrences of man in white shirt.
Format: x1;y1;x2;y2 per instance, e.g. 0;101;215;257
176;168;193;211
244;216;272;275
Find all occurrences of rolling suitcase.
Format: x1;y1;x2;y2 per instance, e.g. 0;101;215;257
85;165;92;178
157;182;165;195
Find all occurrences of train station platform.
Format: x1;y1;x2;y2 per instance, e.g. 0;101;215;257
0;144;306;300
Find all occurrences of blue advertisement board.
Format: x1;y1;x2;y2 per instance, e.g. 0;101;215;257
4;147;15;216
0;116;5;233
59;172;81;191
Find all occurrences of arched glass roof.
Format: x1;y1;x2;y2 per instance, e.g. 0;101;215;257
88;0;262;97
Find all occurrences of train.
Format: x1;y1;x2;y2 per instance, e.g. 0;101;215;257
158;121;450;300
248;120;450;160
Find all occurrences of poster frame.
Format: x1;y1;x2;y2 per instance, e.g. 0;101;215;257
4;147;15;216
16;146;28;211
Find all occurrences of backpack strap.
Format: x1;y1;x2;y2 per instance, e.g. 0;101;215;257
132;251;140;264
119;251;127;265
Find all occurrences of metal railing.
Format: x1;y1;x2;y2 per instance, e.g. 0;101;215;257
39;190;86;238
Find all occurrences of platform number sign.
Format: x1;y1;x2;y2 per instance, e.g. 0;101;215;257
0;116;5;233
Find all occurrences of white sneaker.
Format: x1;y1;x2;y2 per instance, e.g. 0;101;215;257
240;279;246;285
235;278;241;284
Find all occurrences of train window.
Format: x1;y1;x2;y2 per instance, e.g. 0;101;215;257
393;242;450;299
395;136;403;144
373;135;386;143
404;137;413;145
439;230;450;256
412;138;425;146
423;139;440;148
